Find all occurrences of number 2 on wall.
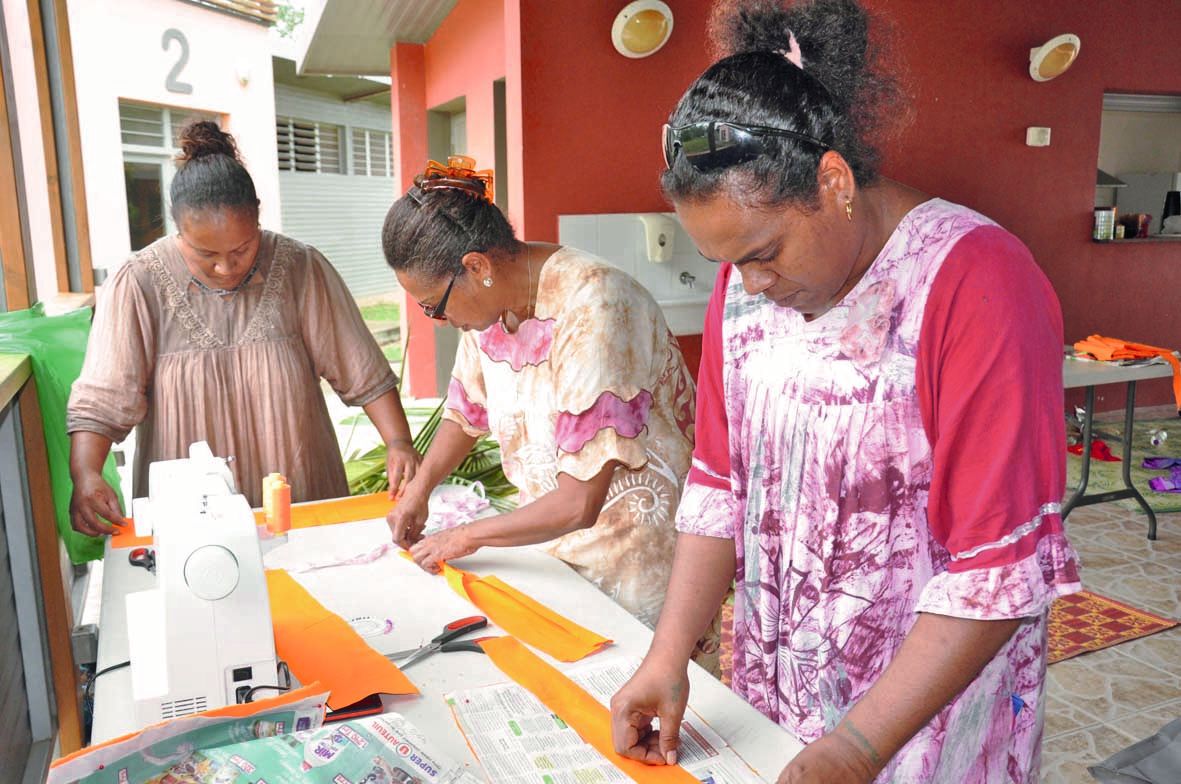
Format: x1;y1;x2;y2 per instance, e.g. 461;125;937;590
162;29;193;95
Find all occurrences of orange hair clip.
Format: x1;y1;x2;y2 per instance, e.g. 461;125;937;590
418;155;495;203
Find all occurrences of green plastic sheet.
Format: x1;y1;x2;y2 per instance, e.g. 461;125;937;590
0;304;122;562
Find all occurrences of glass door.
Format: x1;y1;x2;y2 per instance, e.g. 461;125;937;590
123;156;169;251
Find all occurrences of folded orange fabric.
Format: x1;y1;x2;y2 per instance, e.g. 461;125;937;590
253;492;394;530
110;493;392;551
477;637;699;783
1074;335;1181;411
266;569;417;709
399;551;611;661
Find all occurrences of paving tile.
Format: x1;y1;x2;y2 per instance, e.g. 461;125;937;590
1080;559;1181;619
1104;698;1181;747
1043;685;1103;739
1044;646;1181;723
1040;723;1138;783
1110;625;1181;673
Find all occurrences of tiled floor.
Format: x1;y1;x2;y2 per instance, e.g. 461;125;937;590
1041;505;1181;783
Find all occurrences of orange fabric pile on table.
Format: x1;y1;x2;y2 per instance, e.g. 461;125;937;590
1074;335;1181;412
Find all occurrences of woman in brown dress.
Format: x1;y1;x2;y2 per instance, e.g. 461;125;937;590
67;122;417;537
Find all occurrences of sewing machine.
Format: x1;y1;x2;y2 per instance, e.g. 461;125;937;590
125;442;280;727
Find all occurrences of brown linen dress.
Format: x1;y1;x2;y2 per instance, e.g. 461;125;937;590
67;231;397;507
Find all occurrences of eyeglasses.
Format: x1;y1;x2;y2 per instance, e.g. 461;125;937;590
662;120;830;172
421;270;460;321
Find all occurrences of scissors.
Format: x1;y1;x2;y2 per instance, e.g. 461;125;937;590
387;615;490;670
128;547;156;574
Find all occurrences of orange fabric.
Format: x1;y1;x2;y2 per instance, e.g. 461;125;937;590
1074;335;1181;410
399;551;612;661
282;492;393;529
477;637;699;783
110;493;391;550
108;519;153;550
266;569;418;709
48;684;328;769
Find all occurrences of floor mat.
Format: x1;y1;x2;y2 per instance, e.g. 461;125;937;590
1066;414;1181;515
1049;590;1178;664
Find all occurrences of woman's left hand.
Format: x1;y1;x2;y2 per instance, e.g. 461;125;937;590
385;439;421;498
408;525;477;573
776;731;879;784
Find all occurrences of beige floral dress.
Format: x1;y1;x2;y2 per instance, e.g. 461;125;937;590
68;231;397;507
443;247;719;665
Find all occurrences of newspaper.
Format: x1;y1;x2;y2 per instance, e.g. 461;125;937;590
51;693;482;784
446;657;767;784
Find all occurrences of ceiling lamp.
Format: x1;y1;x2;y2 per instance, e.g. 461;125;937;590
1029;34;1081;82
611;1;674;59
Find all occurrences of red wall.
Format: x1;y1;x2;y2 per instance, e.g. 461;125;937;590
509;1;1181;411
425;0;505;171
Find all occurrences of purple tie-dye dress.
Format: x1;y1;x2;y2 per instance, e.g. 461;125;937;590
677;200;1081;782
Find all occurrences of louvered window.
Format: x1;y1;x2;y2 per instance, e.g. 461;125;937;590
119;102;218;149
276;116;343;174
351;127;392;177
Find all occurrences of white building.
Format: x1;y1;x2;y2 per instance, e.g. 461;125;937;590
63;0;396;298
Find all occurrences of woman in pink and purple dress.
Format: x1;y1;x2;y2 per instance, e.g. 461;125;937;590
381;158;719;672
610;1;1080;782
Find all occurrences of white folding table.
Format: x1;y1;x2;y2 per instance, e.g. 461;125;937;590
90;511;800;781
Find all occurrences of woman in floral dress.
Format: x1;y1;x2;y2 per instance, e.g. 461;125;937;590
610;2;1080;781
382;157;718;671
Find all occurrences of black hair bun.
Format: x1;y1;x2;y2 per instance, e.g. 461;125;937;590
177;120;240;164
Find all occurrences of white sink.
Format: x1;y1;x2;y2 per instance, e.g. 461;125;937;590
657;298;709;336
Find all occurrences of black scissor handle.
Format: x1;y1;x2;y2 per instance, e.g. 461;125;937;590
432;615;487;646
439;636;494;654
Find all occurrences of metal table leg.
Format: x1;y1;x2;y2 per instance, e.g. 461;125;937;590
1062;385;1094;519
1062;381;1158;539
1120;381;1158;539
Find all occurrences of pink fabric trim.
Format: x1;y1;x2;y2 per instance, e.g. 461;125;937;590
477;318;555;371
555;389;652;454
674;480;738;539
915;532;1081;620
445;378;489;432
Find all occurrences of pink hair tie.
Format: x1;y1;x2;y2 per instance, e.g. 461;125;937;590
778;31;804;68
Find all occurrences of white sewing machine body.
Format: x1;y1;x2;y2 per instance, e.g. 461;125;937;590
125;442;278;727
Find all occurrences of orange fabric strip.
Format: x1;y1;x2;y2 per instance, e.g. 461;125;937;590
478;637;699;783
399;551;611;661
48;684;329;769
108;519;152;550
1074;334;1181;411
266;569;418;709
110;493;391;551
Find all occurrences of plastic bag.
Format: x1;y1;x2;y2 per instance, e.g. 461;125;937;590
0;304;122;562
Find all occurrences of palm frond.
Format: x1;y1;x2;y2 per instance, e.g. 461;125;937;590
343;399;518;511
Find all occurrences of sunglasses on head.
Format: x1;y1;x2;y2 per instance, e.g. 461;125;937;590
662;120;830;171
421;269;460;321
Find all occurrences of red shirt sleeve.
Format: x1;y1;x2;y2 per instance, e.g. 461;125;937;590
686;263;734;492
917;226;1067;573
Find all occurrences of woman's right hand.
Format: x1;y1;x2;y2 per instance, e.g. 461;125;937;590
69;470;125;537
387;487;431;549
610;655;691;766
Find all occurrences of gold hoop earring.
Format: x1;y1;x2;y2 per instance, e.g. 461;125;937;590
482;277;493;288
845;200;854;222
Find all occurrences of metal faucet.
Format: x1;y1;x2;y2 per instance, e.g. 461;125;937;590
679;271;696;289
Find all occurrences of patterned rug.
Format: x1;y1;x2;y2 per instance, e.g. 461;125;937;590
717;591;1177;684
1048;590;1178;664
